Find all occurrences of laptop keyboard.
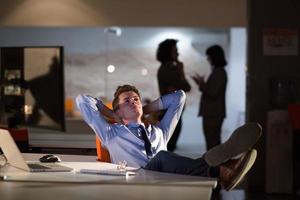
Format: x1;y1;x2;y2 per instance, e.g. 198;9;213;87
28;163;50;169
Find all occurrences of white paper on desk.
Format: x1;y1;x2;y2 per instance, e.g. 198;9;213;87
79;169;136;176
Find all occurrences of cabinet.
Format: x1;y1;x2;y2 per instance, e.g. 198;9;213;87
265;110;293;194
288;104;300;195
0;48;25;128
294;131;300;196
0;47;64;131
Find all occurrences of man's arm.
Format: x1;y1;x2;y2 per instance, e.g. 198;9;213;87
75;94;118;145
176;61;191;92
94;97;123;124
143;98;163;115
156;90;186;141
199;69;227;99
158;62;191;94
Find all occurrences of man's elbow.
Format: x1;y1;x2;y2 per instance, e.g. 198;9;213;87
75;94;92;109
75;94;84;107
176;90;186;103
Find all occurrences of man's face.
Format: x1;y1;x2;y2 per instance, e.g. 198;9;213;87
116;91;143;122
207;55;213;66
171;45;179;62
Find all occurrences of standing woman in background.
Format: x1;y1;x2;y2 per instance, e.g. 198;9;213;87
192;45;227;150
156;39;191;152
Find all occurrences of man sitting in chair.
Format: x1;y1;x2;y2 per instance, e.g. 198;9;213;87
76;84;261;190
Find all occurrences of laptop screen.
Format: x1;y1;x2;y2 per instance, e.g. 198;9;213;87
0;129;31;171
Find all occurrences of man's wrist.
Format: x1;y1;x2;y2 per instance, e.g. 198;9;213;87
95;98;104;111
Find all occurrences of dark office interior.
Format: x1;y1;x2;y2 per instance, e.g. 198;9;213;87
0;0;300;199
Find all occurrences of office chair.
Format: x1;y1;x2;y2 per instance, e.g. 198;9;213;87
95;136;111;162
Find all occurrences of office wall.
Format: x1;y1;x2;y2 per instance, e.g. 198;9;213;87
0;0;246;27
247;0;300;191
2;0;299;193
0;27;247;152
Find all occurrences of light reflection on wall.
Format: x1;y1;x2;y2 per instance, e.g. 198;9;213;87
147;31;192;51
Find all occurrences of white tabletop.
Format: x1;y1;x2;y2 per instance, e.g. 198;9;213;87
0;153;217;200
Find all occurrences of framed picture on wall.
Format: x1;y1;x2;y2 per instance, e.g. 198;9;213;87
263;28;298;56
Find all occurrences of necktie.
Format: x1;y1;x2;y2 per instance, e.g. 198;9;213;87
138;125;153;157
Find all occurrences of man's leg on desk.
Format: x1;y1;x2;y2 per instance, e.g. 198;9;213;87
144;123;262;190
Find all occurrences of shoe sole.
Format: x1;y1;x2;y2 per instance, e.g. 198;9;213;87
226;149;257;191
204;122;262;167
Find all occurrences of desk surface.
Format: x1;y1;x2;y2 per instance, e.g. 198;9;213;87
0;153;217;200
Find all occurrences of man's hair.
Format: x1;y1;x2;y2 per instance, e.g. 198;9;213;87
156;39;178;63
206;45;227;68
112;84;141;111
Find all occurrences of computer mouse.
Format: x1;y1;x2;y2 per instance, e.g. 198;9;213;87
39;154;61;163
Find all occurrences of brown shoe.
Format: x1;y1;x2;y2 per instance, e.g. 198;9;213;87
219;149;257;191
204;123;261;167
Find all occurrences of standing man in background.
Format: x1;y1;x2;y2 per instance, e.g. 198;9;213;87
156;39;191;151
192;45;227;150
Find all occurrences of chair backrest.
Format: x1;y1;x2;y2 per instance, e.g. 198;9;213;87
95;136;111;162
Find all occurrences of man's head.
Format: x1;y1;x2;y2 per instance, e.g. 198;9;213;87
206;45;227;68
112;85;143;123
156;39;178;63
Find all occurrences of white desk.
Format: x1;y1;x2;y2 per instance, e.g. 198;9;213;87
0;153;217;200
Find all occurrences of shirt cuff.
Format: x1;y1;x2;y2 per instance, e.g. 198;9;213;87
95;98;105;111
158;97;163;110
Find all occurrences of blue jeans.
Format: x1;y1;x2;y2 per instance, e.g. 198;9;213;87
144;150;219;177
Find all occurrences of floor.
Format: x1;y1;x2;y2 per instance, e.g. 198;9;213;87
211;190;299;200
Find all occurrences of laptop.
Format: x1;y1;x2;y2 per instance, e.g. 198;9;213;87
0;129;73;172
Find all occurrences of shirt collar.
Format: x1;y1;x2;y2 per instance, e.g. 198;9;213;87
126;122;145;128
